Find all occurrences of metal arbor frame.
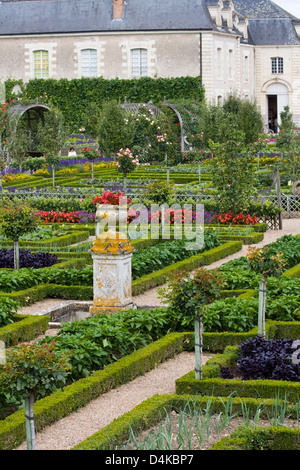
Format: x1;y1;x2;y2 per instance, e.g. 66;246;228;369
6;101;50;155
120;99;192;153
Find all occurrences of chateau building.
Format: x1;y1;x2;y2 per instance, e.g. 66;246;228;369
0;0;299;130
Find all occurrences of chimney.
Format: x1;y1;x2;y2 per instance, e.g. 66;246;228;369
113;0;124;19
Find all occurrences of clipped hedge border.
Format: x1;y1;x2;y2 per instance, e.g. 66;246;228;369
0;332;190;450
71;394;300;451
20;230;90;248
132;241;242;295
219;232;264;244
211;424;300;450
1;318;300;449
2;230;91;249
0;241;243;306
282;263;300;278
175;321;300;400
0;314;49;347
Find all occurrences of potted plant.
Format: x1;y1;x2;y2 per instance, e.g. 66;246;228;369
93;190;132;235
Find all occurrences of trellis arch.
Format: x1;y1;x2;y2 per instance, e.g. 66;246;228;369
120;101;163;119
7;101;50;155
120;99;195;152
162;99;205;152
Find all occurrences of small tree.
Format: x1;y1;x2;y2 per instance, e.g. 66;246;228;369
97;100;135;157
159;268;225;379
7;127;32;172
0;340;71;450
36;108;66;188
0;202;39;270
81;101;101;142
209;119;256;215
83;146;100;180
115;147;140;187
246;246;287;336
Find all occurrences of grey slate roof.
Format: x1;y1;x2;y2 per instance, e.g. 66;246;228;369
232;0;298;19
0;0;214;35
0;0;299;46
247;18;300;45
231;0;300;45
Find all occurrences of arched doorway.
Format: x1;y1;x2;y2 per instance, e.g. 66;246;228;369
7;101;50;156
266;82;289;132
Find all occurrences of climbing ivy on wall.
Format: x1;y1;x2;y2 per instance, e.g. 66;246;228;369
5;76;204;133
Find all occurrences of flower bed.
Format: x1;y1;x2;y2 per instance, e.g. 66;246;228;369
36;211;96;224
211;213;259;225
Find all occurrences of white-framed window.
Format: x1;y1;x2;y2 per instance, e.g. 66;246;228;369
217;47;223;78
271;57;284;74
33;50;49;79
131;48;148;77
244;55;249;82
81;48;98;77
228;49;234;79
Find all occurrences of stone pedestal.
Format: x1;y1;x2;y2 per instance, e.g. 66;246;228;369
89;230;135;315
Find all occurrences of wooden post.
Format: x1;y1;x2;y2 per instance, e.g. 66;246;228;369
14;241;19;271
194;314;203;380
258;278;267;336
276;164;283;230
52;165;55;189
24;395;36;450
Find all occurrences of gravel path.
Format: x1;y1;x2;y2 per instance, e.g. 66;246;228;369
14;218;300;450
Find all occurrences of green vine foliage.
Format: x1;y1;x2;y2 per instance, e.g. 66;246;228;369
8;76;204;133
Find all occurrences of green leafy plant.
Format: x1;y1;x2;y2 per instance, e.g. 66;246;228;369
160;267;225;379
0;340;70;449
0;297;21;328
0;202;39;270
